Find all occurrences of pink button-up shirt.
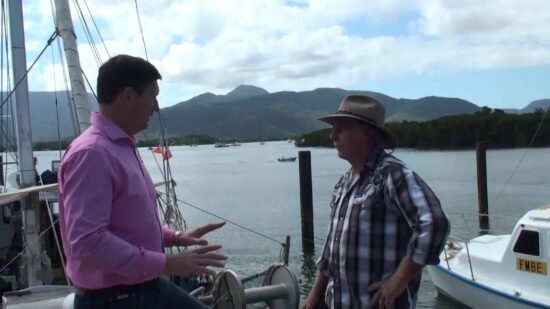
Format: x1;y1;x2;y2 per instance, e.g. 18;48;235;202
59;112;176;289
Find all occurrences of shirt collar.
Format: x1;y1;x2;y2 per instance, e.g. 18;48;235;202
343;147;385;182
91;112;138;146
365;147;384;172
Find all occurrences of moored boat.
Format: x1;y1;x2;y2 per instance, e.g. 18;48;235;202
427;206;550;309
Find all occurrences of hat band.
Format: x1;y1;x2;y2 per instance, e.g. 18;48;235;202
336;110;378;125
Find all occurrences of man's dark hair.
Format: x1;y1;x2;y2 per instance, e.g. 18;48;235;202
97;54;162;104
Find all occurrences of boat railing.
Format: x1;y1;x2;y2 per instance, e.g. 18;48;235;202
445;211;519;239
443;235;476;281
442;211;520;282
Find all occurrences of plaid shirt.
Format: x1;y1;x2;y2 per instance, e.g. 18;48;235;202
317;149;450;308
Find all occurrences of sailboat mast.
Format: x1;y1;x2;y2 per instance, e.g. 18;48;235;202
54;0;91;134
9;0;34;186
8;0;43;287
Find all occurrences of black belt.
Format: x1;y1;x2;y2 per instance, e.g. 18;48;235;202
74;278;159;297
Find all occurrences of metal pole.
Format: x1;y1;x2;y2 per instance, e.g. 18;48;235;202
245;284;288;304
476;141;489;232
54;0;92;134
8;0;34;188
299;151;314;252
9;0;42;287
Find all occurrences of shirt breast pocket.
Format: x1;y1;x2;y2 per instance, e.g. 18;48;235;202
353;186;381;210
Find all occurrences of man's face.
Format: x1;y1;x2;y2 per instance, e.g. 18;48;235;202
127;81;159;134
329;118;371;162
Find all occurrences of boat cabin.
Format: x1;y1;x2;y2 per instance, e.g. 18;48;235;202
458;206;550;300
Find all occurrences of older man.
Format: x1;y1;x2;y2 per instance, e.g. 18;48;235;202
303;95;449;309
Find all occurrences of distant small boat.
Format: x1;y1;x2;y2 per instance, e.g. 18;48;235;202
214;142;229;148
277;156;296;162
260;142;265;145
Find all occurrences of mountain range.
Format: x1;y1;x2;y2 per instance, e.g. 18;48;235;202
146;85;549;139
5;87;550;141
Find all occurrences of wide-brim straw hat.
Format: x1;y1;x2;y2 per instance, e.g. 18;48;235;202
319;94;398;149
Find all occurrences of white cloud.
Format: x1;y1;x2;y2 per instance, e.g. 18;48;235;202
16;0;550;107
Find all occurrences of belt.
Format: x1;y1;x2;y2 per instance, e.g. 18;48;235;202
74;278;159;297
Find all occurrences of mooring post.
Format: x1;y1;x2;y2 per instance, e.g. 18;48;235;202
0;155;3;186
283;235;290;266
299;151;314;252
476;141;489;231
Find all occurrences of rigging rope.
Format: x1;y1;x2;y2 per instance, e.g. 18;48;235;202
491;108;550;205
0;31;58;110
82;0;110;59
51;43;63;159
0;217;59;275
157;191;285;247
134;0;149;61
71;0;101;66
50;0;79;139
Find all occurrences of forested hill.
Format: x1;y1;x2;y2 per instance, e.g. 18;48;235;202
296;107;550;149
10;87;550;142
148;86;482;138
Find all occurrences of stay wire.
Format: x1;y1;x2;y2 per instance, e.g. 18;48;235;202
134;0;149;61
157;191;285;247
156;112;187;231
82;0;110;58
0;216;60;275
491;108;549;205
71;0;101;66
50;2;78;139
0;31;58;110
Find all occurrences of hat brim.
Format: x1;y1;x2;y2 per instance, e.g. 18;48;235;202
319;114;398;149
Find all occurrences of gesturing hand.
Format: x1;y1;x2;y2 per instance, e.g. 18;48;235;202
164;244;227;277
174;222;226;247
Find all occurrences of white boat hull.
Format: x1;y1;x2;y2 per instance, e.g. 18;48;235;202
428;265;550;309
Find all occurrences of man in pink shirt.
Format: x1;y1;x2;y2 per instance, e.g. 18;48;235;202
59;54;226;309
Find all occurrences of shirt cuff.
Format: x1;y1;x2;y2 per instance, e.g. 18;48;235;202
162;227;177;247
138;250;167;279
315;256;330;277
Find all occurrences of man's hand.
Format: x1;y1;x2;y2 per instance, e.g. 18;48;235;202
367;258;422;308
301;293;321;309
302;271;328;309
367;274;407;309
164;244;227;277
174;222;226;247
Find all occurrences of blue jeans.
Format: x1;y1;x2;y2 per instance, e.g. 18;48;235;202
74;277;208;309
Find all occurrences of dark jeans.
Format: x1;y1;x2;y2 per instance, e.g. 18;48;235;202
74;277;208;309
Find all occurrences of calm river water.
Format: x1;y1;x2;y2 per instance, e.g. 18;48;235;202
34;141;550;308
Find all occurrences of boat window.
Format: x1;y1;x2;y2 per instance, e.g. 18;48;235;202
513;230;540;256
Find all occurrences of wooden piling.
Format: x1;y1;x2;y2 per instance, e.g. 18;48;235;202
299;151;314;252
0;155;3;186
283;235;290;266
476;142;489;231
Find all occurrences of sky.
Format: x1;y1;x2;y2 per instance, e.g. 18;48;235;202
17;0;550;110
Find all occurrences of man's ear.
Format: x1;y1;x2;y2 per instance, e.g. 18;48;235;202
118;87;134;106
123;86;134;100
